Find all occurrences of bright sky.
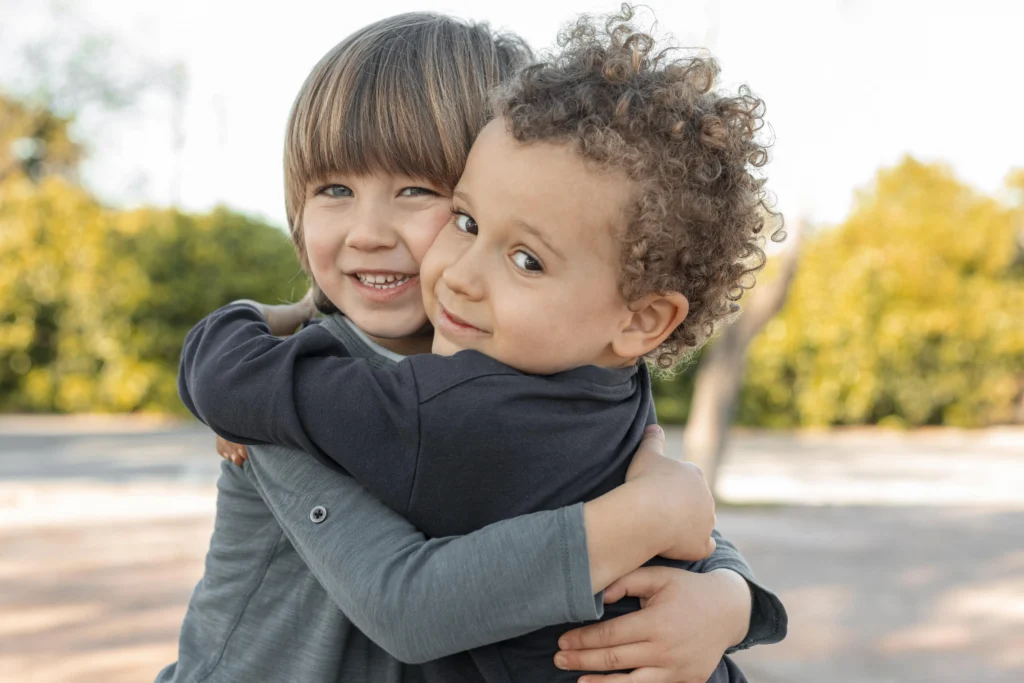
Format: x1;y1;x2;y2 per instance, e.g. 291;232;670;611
4;0;1022;229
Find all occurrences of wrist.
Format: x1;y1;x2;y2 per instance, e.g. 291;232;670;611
618;476;678;557
582;479;667;591
707;568;752;647
627;475;685;557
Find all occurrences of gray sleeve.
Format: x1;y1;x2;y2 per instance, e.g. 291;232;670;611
244;444;602;664
693;529;789;652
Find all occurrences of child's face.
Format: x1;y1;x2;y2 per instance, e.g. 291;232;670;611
302;173;450;350
420;119;636;375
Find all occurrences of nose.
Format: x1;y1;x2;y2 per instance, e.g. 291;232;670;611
344;203;399;251
441;241;486;302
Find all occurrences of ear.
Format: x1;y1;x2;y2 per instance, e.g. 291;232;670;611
611;292;689;361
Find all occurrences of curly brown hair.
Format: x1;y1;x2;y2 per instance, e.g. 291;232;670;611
493;5;783;367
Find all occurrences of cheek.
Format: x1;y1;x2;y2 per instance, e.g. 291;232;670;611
545;278;624;337
302;209;338;271
421;229;459;294
404;208;453;265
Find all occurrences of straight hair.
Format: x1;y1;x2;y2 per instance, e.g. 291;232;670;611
284;12;531;278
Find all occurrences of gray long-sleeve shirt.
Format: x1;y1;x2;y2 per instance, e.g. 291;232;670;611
174;307;782;679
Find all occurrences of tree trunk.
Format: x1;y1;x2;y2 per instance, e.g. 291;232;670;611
683;225;802;492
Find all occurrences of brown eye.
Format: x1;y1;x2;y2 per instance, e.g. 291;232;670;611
453;212;478;235
512;250;543;272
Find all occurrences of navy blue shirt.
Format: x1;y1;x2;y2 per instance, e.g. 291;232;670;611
180;304;657;540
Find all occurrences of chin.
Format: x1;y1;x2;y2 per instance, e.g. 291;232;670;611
431;338;463;357
339;303;423;339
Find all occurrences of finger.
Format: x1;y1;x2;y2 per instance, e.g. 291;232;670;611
705;536;716;557
559;610;650;651
578;668;672;683
602;566;677;605
603;581;628;604
299;289;317;315
640;424;665;449
555;642;656;673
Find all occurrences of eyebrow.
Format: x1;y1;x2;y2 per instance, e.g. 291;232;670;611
453;189;566;262
515;218;566;262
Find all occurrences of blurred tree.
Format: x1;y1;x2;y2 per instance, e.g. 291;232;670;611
683;222;801;489
740;157;1024;427
0;174;304;413
0;93;82;182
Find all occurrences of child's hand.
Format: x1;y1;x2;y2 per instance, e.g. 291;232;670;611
555;566;751;683
625;425;716;561
234;290;317;336
216;435;249;467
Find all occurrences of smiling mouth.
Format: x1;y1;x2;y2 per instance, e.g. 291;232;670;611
439;305;487;334
353;272;414;290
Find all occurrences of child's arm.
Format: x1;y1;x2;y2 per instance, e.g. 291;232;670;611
184;303;786;663
179;302;422;514
241;428;707;663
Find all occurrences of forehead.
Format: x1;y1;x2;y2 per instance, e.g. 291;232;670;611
462;120;631;249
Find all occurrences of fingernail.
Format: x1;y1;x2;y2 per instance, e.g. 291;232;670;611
558;637;569;650
644;424;663;436
554;654;568;669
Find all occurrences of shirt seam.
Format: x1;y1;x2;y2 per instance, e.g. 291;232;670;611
405;363;425;514
559;507;578;622
194;529;289;683
415;370;521;404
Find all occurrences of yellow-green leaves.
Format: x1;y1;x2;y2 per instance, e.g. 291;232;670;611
0;176;303;413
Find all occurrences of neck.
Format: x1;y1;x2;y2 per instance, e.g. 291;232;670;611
366;327;434;357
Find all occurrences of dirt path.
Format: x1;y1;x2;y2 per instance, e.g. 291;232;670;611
2;420;1022;682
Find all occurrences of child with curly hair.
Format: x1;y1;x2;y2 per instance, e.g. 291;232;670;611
181;7;783;682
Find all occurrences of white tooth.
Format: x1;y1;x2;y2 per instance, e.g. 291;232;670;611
385;275;395;283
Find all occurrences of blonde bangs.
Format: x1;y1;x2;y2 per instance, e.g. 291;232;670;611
285;38;466;206
283;14;532;239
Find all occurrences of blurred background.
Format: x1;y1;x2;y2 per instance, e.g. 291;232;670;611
1;0;1022;681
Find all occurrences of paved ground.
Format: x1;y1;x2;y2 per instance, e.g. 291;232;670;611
1;417;1022;683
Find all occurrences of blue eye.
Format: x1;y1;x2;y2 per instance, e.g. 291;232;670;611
511;250;543;272
320;184;353;198
453;212;478;235
400;187;437;197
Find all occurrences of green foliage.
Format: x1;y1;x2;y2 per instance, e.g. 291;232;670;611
655;157;1024;427
737;157;1024;427
2;103;1020;428
0;175;304;413
650;351;702;424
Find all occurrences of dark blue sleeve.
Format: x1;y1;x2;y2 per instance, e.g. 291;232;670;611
178;302;420;513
